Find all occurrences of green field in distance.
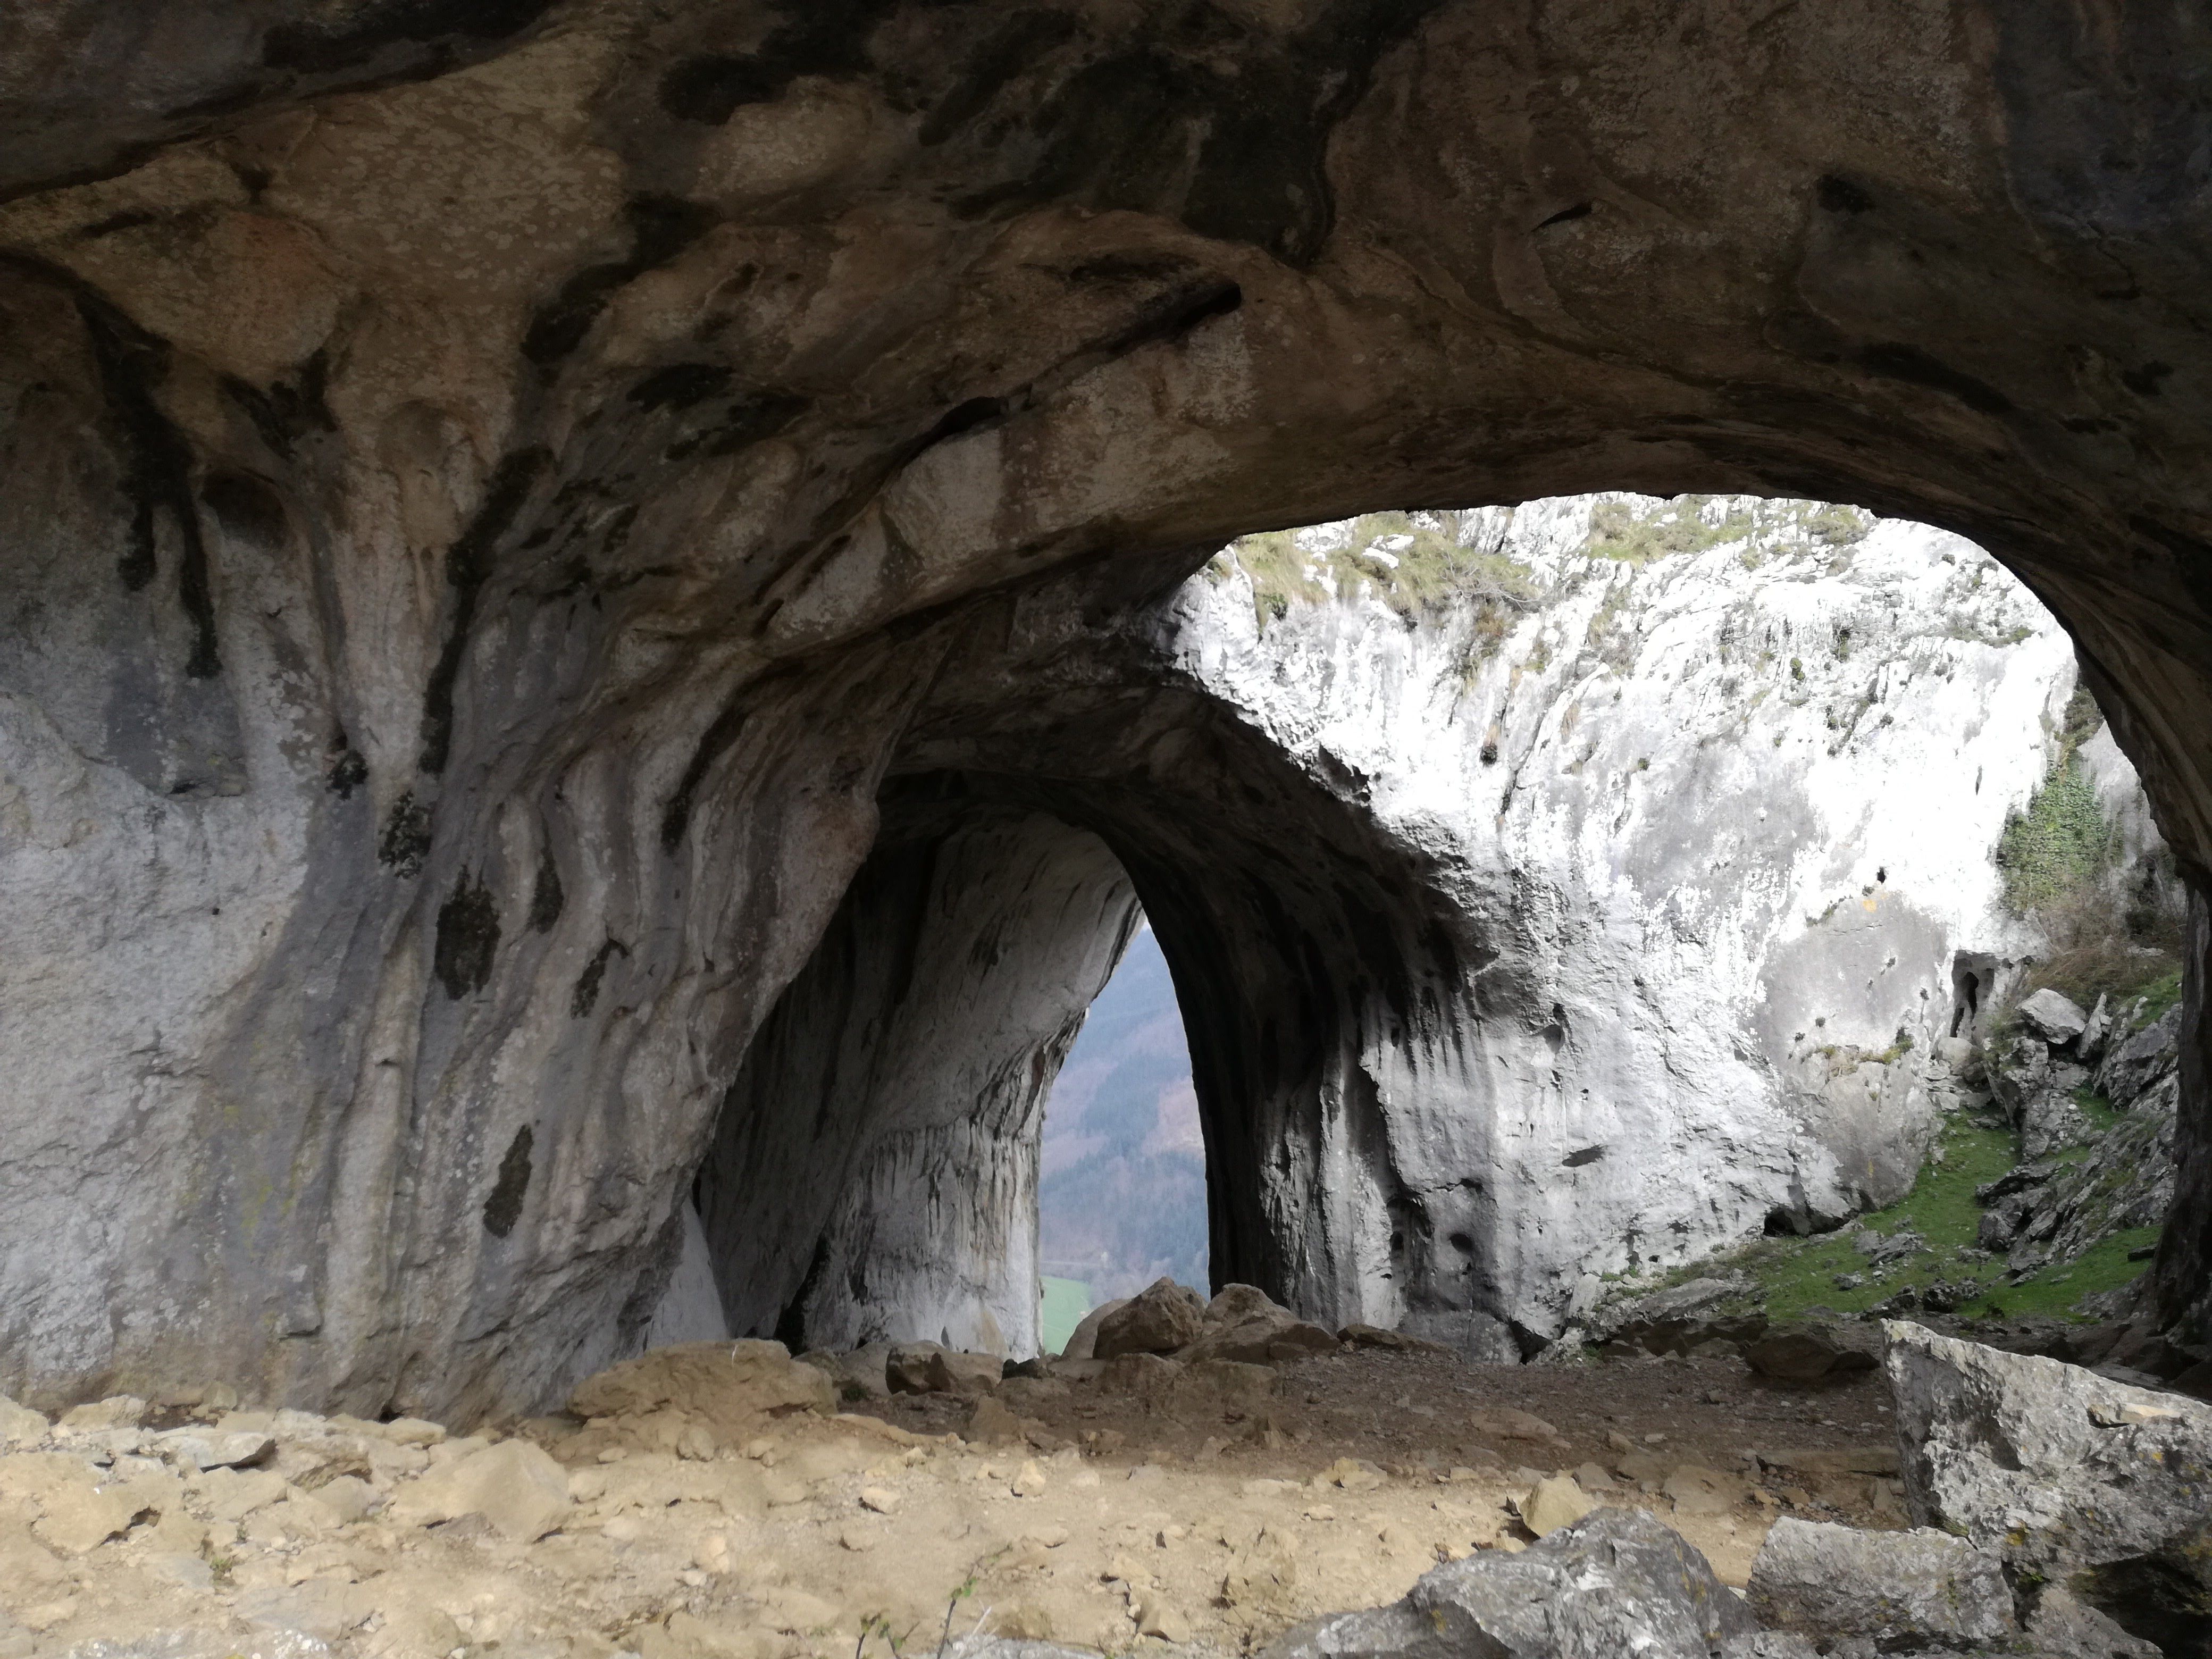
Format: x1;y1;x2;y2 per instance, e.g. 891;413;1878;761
1040;1276;1092;1355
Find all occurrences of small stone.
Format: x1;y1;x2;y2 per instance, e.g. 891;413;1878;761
389;1438;570;1541
1517;1473;1593;1536
839;1526;876;1551
313;1473;377;1524
674;1421;717;1460
33;1479;147;1554
1134;1593;1191;1643
0;1397;46;1448
1010;1459;1047;1497
382;1417;445;1446
150;1429;274;1470
1325;1457;1385;1492
966;1396;1024;1445
1604;1430;1637;1455
58;1396;145;1432
1468;1406;1561;1442
858;1485;901;1514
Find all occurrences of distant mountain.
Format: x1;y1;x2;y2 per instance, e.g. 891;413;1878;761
1038;924;1209;1302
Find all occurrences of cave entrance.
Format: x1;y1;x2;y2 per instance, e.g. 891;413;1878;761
1036;918;1208;1354
674;492;2189;1380
686;793;1157;1361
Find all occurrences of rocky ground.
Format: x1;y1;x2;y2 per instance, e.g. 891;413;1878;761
0;1328;1913;1659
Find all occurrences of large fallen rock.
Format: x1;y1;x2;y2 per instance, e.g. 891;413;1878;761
884;1344;1002;1396
1264;1507;1757;1658
1094;1278;1206;1360
2017;988;2090;1045
796;1342;893;1401
1746;1519;2015;1649
1587;1275;1767;1357
1177;1284;1339;1364
1741;1320;1880;1382
568;1339;835;1436
1884;1320;2212;1649
1058;1297;1129;1361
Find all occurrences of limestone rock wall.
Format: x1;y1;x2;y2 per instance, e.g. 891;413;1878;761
3;0;2211;1411
1136;501;2138;1328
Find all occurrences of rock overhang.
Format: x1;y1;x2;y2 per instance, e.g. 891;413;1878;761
0;1;2208;1414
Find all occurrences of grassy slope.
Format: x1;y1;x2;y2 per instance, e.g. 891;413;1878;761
1702;1112;2157;1325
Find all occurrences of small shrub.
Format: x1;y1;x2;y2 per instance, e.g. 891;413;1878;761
1995;756;2112;915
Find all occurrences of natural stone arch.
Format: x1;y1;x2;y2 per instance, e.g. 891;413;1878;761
0;1;2208;1418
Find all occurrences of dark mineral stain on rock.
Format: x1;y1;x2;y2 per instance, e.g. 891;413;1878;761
482;1124;533;1238
434;870;500;999
376;792;433;876
529;841;564;933
571;937;630;1018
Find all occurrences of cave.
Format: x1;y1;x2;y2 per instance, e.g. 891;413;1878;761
0;1;2209;1438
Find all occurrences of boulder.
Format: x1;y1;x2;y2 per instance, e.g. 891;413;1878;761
1884;1320;2212;1648
1264;1508;1757;1658
388;1439;570;1541
1518;1474;1593;1536
2096;1007;2181;1108
1586;1275;1766;1356
569;1339;834;1434
1741;1321;1880;1382
2017;988;2090;1045
924;1349;1006;1396
884;1342;1002;1395
795;1342;893;1401
1180;1309;1338;1365
1746;1519;2015;1648
1095;1278;1206;1359
885;1341;946;1394
2018;1587;2162;1658
1057;1296;1129;1361
1206;1284;1281;1323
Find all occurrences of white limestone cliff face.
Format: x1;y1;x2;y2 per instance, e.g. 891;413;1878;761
1142;496;2135;1341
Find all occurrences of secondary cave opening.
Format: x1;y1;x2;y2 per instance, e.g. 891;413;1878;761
1036;917;1209;1354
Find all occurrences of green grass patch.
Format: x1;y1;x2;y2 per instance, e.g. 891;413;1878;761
1678;1113;2146;1325
1996;754;2114;915
1222;512;1540;631
2072;1087;2121;1136
1713;1115;2017;1321
1686;1108;2161;1326
2130;968;2183;1029
1040;1275;1093;1355
1955;1228;2161;1321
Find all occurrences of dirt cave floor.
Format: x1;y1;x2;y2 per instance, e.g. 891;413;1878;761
0;1345;1912;1658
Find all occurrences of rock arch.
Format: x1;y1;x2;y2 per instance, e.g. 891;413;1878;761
1;1;2208;1417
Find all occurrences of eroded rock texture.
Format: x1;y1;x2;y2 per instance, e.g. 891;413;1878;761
696;799;1137;1358
2;1;2211;1415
